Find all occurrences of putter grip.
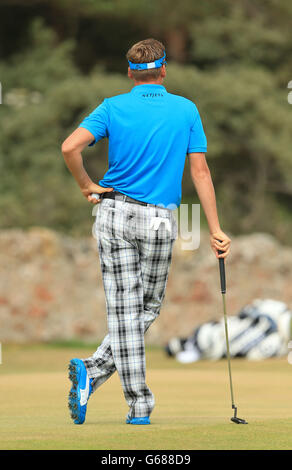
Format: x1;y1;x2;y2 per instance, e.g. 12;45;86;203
218;250;226;294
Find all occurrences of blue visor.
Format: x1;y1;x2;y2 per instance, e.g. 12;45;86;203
128;51;167;70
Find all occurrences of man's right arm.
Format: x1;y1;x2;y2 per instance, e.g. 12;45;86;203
188;152;231;258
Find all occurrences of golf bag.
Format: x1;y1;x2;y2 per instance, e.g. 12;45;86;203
165;299;292;363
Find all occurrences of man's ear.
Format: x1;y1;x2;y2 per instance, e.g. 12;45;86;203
161;64;166;79
128;67;133;80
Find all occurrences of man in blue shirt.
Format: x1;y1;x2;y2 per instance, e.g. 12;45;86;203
62;38;231;426
78;75;207;208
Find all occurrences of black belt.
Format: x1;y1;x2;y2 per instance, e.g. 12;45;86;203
101;191;151;207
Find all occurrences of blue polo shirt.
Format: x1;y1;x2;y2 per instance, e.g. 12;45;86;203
79;84;207;208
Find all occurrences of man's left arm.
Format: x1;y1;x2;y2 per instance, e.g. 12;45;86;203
61;127;113;204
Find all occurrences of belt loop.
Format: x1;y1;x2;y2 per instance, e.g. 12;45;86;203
123;194;127;202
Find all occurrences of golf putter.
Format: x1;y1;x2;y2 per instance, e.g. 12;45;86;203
218;248;248;424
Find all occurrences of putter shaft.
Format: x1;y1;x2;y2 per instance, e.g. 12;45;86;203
221;292;235;410
218;250;248;424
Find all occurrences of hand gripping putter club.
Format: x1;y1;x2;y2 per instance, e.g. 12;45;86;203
218;249;248;424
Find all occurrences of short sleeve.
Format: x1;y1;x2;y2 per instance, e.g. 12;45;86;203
78;99;109;146
187;111;207;154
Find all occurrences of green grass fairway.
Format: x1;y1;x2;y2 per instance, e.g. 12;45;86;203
0;343;292;450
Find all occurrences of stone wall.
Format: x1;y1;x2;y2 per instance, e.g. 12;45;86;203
0;228;291;345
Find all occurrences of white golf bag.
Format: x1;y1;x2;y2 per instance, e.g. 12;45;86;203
167;299;292;363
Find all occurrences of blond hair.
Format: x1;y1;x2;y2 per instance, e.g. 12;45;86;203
126;38;166;82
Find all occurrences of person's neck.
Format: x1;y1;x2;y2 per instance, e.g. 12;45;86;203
133;80;164;86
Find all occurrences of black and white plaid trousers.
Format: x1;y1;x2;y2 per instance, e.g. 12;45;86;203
83;197;177;419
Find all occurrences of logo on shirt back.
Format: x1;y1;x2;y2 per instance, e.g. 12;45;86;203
142;93;164;98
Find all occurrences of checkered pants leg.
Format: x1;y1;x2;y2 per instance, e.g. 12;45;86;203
83;199;176;419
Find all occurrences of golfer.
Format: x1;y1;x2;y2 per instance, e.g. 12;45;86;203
62;38;231;425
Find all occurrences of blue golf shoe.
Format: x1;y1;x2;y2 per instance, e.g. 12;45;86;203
126;416;151;425
68;358;93;425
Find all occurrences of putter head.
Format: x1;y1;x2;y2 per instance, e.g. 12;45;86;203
231;406;248;424
231;417;248;424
